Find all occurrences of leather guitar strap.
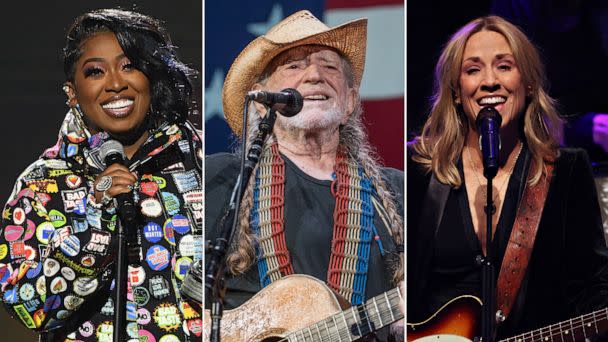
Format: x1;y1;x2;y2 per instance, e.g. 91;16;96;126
496;163;554;322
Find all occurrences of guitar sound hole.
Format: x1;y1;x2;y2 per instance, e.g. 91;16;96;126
260;337;283;342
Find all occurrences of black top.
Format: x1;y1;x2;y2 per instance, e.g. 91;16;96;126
206;152;403;306
205;152;404;340
426;147;529;317
408;146;608;339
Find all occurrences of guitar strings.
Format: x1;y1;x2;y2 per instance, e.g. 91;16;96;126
277;290;403;341
501;307;607;342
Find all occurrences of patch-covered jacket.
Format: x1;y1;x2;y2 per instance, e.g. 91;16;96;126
0;110;202;341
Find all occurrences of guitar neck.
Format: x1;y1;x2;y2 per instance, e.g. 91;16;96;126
501;307;608;342
285;287;403;341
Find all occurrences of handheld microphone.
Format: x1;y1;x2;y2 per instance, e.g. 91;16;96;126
248;88;303;117
476;106;502;179
99;140;138;223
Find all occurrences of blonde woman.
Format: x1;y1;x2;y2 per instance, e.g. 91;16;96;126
408;16;608;339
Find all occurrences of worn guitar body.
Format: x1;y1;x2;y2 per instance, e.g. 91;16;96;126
204;274;348;341
407;295;481;342
204;274;403;342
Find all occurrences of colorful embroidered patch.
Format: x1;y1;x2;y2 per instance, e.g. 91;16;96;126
137;307;151;325
78;321;94;338
23;220;36;241
9;241;25;259
146;245;170;271
153;303;181;332
48;209;67;228
143;222;163;243
43;294;61;312
141;198;163;218
127;301;138;322
132;287;150;306
80;254;95;268
13;304;36;328
159;334;180;342
73;277;98;296
26;261;42;279
140;182;159;197
101;298;114;316
186;318;203;337
23;298;41;313
36;222;55;245
61;188;87;213
138;329;156;342
64;295;84;310
4;225;24;242
180;301;200;320
128;265;146;287
161;192;180;216
65;175;82;189
27;179;59;193
178;234;195;257
13;208;25;225
169;215;190;235
60;235;80;257
149;275;170;299
71;218;88;234
43;258;60;277
0;263;12;283
174;257;192;281
83;230;110;255
162;220;176;246
171;170;199;194
19;283;35;301
61;267;76;281
96;321;113;342
50;276;68;294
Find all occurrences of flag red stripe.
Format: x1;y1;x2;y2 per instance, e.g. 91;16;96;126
325;0;403;10
362;98;404;170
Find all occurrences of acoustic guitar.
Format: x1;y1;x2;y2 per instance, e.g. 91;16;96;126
203;274;403;341
408;295;608;341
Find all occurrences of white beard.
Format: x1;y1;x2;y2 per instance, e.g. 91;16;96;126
276;101;345;132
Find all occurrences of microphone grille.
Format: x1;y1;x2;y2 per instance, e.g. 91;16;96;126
281;88;303;117
476;106;502;126
99;140;125;161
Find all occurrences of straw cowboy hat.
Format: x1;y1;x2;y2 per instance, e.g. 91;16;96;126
222;10;367;136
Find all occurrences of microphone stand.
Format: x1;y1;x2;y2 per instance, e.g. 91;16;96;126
205;99;277;342
480;173;496;342
114;206;138;342
475;107;501;342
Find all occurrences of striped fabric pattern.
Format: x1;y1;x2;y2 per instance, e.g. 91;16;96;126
251;143;375;304
328;151;374;305
252;143;293;287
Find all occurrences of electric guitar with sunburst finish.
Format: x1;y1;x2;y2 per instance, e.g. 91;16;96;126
407;295;608;341
203;274;403;341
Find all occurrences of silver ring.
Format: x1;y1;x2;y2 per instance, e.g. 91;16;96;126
100;191;113;206
95;176;113;192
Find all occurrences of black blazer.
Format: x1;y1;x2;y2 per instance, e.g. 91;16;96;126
407;147;608;338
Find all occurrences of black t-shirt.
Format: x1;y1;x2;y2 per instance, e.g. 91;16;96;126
205;152;403;339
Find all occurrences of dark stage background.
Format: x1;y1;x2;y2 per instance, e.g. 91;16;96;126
0;1;201;340
407;0;607;141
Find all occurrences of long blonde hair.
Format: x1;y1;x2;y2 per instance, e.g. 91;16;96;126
412;15;561;187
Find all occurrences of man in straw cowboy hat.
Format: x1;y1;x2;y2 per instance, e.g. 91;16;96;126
205;10;404;340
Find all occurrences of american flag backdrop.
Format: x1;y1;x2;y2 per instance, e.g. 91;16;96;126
204;0;404;170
